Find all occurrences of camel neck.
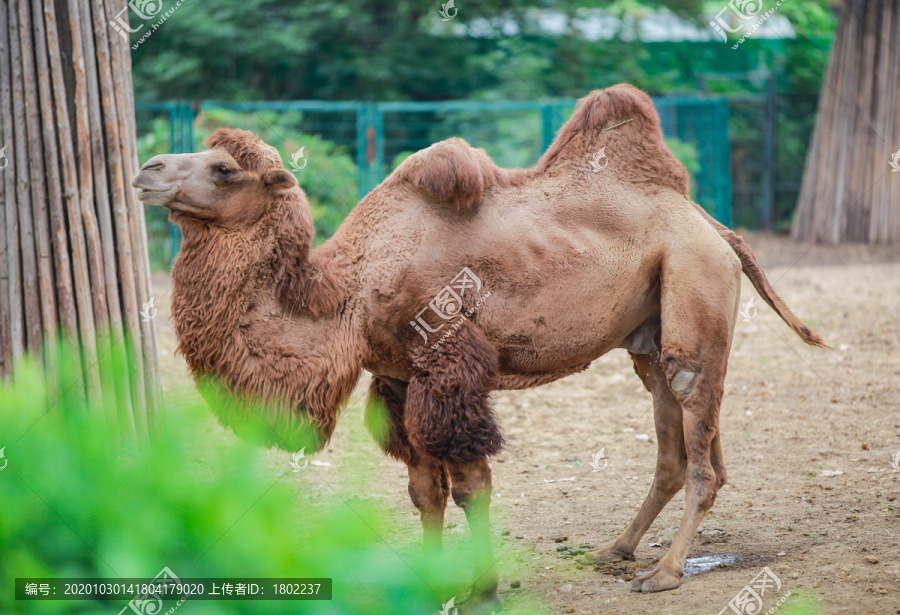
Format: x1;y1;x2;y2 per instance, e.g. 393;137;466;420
169;215;364;442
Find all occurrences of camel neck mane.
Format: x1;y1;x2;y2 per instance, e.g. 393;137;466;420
169;200;362;452
171;197;350;329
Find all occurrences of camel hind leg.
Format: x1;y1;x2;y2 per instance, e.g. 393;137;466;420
585;351;686;563
630;247;739;593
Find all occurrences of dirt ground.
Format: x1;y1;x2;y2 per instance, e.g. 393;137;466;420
152;234;900;615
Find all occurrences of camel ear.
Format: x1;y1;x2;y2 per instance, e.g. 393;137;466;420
263;169;298;194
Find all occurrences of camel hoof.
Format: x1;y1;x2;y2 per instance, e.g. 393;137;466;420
459;591;502;614
630;569;682;593
630;569;656;591
584;544;634;563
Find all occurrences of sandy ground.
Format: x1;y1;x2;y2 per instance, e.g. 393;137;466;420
152;234;900;615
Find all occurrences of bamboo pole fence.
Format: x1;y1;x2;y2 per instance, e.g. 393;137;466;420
0;0;159;441
792;0;900;244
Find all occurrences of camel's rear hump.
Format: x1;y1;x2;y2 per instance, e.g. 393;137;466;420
535;84;690;197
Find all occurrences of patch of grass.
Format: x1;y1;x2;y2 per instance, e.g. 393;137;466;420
779;592;824;615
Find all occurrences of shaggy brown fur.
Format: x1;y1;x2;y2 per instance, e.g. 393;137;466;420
404;137;512;209
204;128;348;318
134;85;827;610
406;319;503;465
365;377;415;464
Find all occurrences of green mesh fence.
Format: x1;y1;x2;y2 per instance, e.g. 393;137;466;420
728;94;819;232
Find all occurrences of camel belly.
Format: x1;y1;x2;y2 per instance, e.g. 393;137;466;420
475;257;661;374
497;363;593;390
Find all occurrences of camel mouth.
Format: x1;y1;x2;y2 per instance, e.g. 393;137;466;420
137;186;171;193
136;186;177;206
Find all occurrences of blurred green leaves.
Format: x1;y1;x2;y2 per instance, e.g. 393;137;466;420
0;344;541;614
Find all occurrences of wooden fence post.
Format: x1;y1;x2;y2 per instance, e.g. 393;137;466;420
0;0;159;441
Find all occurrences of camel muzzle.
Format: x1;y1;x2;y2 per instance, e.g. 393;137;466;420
133;155;186;207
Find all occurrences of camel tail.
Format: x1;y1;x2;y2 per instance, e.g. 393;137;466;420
692;204;830;349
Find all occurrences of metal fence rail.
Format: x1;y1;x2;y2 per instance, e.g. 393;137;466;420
655;97;732;226
728;94;819;232
135;97;733;264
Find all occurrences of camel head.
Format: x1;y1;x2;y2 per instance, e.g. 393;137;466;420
133;128;305;231
135;127;331;315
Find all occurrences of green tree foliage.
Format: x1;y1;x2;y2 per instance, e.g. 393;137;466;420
132;0;834;102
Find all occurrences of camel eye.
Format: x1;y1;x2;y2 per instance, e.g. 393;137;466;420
216;165;233;176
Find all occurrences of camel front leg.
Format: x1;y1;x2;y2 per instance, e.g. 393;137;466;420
408;456;450;554
404;321;502;612
449;459;500;613
366;378;449;551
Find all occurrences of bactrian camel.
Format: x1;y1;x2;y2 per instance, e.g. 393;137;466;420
134;84;826;613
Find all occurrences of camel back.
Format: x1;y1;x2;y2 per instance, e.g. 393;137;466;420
393;84;690;209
